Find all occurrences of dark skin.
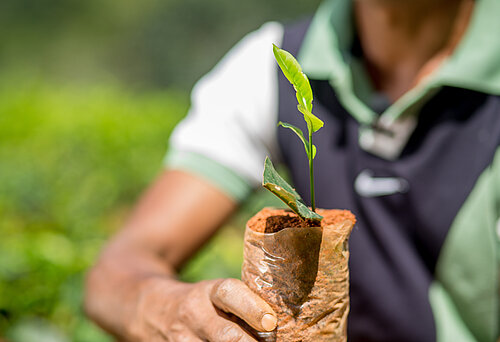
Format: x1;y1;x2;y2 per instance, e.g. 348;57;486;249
84;1;473;341
355;0;473;101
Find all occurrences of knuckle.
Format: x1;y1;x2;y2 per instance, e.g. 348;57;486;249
177;301;192;323
169;321;185;334
170;334;190;342
218;325;245;342
216;278;240;297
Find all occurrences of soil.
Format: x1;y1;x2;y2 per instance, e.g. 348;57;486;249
242;207;356;342
247;207;356;233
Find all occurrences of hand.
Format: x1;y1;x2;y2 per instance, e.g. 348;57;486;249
128;278;277;342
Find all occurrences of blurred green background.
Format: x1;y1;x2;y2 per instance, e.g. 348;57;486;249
0;0;321;341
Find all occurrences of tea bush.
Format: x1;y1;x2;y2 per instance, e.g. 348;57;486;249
0;80;190;341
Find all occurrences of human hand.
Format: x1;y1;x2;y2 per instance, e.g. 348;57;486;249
128;278;277;341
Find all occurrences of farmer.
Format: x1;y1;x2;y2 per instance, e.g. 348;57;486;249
85;0;500;341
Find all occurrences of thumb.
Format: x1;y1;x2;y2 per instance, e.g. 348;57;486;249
210;279;277;332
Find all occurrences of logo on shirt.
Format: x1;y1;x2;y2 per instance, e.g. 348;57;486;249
354;169;409;197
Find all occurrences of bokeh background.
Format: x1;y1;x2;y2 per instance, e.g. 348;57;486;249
0;0;323;341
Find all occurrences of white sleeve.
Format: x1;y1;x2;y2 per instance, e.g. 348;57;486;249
166;22;284;199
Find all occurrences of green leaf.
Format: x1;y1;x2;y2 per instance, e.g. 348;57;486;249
273;44;313;113
263;157;323;221
272;44;324;212
278;121;317;159
297;105;324;133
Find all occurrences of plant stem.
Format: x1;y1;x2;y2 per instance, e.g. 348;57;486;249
309;131;316;212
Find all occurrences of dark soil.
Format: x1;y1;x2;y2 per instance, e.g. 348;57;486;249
247;207;356;233
265;215;317;233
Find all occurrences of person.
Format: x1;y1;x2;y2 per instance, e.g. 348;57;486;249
84;0;500;341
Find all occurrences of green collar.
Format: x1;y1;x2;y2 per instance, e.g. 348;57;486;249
298;0;500;126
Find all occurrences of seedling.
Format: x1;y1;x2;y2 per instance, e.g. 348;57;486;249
263;45;324;222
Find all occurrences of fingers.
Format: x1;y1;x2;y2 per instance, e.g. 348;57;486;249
210;279;277;332
179;280;258;342
170;327;204;342
201;315;257;342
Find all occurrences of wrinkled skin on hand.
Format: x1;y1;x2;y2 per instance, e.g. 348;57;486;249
128;278;277;342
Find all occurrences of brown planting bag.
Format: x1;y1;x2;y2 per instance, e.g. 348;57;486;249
241;208;355;342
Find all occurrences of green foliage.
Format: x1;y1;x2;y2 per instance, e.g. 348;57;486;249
0;78;189;341
272;44;324;134
263;158;322;221
272;44;313;112
278;121;316;159
269;45;324;213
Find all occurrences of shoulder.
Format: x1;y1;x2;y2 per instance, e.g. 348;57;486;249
166;22;286;198
193;21;284;98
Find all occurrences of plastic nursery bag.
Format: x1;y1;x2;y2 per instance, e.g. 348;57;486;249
241;208;355;342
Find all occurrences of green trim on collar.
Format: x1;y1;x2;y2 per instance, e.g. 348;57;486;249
298;0;500;126
435;0;500;95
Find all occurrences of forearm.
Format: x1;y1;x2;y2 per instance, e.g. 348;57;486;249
84;170;239;340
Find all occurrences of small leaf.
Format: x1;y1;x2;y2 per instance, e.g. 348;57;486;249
263;157;323;221
278;121;308;157
278;121;317;159
273;44;313;114
297;105;324;133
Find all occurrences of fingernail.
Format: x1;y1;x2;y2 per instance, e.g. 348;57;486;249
261;313;277;331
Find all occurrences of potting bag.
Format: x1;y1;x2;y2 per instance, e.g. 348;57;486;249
241;208;355;342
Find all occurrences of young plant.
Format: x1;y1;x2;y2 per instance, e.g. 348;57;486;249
263;44;324;222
